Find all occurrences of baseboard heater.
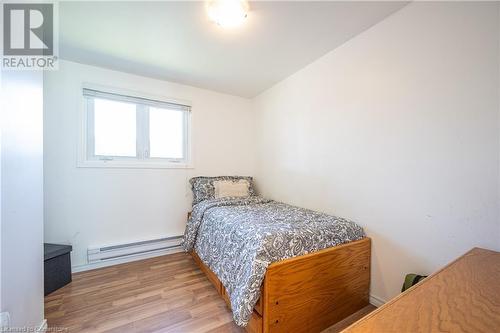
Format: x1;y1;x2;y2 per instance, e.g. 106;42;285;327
87;235;183;263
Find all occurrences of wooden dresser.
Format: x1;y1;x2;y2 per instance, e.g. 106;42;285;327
343;247;500;333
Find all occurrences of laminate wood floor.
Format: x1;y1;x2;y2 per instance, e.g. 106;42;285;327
45;252;375;333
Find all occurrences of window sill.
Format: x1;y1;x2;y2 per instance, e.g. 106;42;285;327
77;160;194;169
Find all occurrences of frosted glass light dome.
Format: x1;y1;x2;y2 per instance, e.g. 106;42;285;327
207;0;249;28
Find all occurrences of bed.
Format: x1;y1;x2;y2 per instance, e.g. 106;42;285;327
183;177;371;333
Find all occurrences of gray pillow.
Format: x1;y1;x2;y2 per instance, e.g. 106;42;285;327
190;176;256;206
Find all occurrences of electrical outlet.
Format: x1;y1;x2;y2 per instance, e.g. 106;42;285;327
0;312;10;329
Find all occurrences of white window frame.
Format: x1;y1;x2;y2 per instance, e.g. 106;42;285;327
78;84;192;169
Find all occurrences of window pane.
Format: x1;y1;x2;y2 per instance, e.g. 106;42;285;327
94;98;136;157
149;107;184;159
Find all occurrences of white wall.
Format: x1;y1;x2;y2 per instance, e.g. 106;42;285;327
254;2;500;303
44;60;254;268
498;3;500;247
1;71;45;328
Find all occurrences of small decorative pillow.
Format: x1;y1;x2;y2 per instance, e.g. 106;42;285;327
190;176;256;206
213;179;250;199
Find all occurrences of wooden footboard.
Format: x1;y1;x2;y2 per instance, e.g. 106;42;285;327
263;237;371;332
191;237;371;333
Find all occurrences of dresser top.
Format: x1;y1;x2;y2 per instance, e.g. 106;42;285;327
343;247;500;333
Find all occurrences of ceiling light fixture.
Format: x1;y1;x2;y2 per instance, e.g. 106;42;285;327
207;0;249;28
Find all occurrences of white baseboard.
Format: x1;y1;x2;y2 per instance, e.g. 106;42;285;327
72;247;183;273
369;294;386;307
36;319;47;333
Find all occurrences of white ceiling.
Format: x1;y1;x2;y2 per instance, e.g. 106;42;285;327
60;1;408;98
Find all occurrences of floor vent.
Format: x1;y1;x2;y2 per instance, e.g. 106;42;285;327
87;236;183;263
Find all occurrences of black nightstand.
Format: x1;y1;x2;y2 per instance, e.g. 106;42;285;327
44;243;73;296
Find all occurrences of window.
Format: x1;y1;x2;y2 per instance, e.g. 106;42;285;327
80;87;191;168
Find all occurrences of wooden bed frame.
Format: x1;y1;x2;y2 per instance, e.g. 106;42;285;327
190;237;371;333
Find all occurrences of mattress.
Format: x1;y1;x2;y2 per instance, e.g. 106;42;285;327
182;196;365;326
